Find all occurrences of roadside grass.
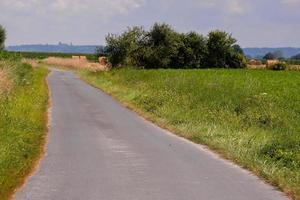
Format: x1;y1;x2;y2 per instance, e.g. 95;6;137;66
0;60;48;200
79;68;300;199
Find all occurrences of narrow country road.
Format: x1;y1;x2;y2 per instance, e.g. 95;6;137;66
15;70;289;200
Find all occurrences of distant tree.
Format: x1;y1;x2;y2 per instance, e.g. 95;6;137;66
106;26;148;67
105;33;127;67
291;53;300;60
141;23;182;68
206;30;246;68
0;25;6;51
176;32;207;68
263;52;276;60
95;46;107;57
226;50;247;68
232;44;244;55
273;50;283;59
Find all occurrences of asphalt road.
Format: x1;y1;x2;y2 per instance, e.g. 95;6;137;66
15;70;289;200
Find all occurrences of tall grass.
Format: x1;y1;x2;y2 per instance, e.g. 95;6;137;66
80;68;300;199
0;56;48;200
0;68;12;96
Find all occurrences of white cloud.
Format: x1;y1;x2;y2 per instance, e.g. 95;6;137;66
227;0;246;14
0;0;144;18
195;0;249;15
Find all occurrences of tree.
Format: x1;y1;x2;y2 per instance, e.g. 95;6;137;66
105;26;148;67
206;30;245;68
176;32;207;68
232;44;244;55
263;52;275;60
0;25;6;51
95;46;107;57
105;33;127;67
145;23;182;68
226;50;247;68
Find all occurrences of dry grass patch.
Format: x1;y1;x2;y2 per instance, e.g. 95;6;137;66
22;59;40;68
287;65;300;71
42;57;108;72
0;68;12;96
247;64;266;69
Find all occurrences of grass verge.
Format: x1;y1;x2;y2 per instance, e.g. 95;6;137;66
0;61;49;200
79;68;300;199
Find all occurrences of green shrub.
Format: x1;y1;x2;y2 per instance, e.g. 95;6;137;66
269;62;287;71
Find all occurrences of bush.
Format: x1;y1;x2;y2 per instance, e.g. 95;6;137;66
0;51;22;61
269;62;287;71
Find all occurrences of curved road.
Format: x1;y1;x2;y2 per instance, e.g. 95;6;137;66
15;70;289;200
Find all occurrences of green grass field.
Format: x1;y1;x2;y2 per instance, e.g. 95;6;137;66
80;68;300;199
0;60;48;200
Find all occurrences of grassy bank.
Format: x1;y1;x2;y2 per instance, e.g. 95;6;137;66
0;59;48;200
79;68;300;199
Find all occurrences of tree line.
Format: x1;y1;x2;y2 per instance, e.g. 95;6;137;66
105;23;247;69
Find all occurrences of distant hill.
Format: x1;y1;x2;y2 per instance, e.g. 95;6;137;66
6;43;102;54
243;48;300;58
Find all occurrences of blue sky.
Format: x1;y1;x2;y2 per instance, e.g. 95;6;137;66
0;0;299;47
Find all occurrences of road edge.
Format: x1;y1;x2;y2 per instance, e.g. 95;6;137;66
10;70;53;200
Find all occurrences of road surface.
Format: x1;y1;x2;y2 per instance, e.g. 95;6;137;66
15;70;289;200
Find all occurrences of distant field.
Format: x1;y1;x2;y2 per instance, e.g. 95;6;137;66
0;56;48;200
6;51;99;62
80;68;300;199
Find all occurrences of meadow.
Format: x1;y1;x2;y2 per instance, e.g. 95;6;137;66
79;68;300;199
0;54;48;200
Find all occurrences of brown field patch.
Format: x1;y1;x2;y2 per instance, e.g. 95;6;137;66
42;57;108;72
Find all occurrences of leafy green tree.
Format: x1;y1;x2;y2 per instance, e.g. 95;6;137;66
206;30;237;67
0;25;6;51
105;33;127;67
226;50;247;68
146;23;182;68
177;32;207;68
232;44;244;55
106;26;147;67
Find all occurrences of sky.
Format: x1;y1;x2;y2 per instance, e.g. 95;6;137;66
0;0;300;47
